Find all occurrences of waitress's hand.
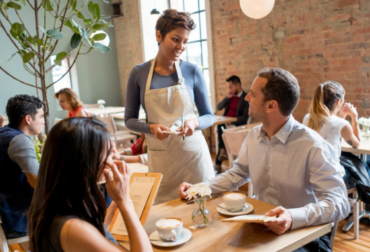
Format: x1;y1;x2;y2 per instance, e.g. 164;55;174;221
177;118;199;137
104;161;131;205
149;124;171;140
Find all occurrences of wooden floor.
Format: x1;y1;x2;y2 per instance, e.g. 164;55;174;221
6;155;370;251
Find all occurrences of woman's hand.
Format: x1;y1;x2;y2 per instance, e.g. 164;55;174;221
0;115;4;127
104;161;131;205
177;118;199;137
149;124;171;140
340;102;358;119
111;142;122;160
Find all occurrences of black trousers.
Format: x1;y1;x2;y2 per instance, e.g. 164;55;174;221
215;124;226;165
294;233;331;252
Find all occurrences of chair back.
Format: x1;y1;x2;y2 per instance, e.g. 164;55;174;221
97;115;117;135
222;128;250;157
330;221;338;250
83;104;99;108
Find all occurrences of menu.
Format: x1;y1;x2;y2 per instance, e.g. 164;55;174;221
111;176;155;236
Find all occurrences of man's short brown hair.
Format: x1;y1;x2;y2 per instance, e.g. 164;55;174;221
258;68;300;116
156;9;196;41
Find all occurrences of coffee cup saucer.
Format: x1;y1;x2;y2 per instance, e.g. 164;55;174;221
149;228;192;247
217;203;253;216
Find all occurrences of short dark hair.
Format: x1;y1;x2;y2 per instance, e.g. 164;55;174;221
226;75;241;85
258;68;300;116
6;95;43;127
156;9;195;42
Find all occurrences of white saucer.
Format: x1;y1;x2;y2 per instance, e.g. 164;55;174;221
149;228;192;247
217;203;253;216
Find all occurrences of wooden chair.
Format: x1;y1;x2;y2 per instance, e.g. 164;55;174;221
222;125;255;198
0;218;29;252
97;115;137;146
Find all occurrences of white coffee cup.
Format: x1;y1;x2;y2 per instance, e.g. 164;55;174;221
155;217;183;242
223;193;246;212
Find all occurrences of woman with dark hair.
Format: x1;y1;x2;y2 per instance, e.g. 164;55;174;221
124;9;214;204
55;88;90;117
28;117;152;252
303;81;361;177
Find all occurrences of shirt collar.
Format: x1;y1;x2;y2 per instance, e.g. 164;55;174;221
258;116;296;144
235;91;243;97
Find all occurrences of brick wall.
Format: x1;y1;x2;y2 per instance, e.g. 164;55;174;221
113;0;143;106
210;0;370;122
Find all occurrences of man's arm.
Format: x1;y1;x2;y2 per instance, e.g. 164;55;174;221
8;134;39;188
217;97;231;111
288;143;350;230
235;101;249;126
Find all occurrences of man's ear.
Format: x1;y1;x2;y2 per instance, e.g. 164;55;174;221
266;100;278;113
156;30;162;44
24;115;32;126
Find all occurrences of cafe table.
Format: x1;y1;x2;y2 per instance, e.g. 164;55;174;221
118;192;331;252
85;106;125;116
341;136;370;160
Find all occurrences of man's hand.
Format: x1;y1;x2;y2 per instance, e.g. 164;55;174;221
0;114;4;127
226;91;234;99
178;182;192;199
263;206;293;235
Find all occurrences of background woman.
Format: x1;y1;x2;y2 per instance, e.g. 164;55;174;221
303;81;365;178
28;118;152;252
55;88;90;117
124;9;214;203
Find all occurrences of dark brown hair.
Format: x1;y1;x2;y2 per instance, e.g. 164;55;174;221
258;68;300;116
29;117;112;252
156;9;195;42
55;88;83;111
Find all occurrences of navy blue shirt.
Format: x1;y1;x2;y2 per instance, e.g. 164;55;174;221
0;125;38;233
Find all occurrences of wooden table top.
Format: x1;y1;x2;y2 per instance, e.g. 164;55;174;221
85;107;125;116
119;193;331;252
213;115;237;126
341;134;370;155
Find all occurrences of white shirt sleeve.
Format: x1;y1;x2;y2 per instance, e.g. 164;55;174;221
139;153;148;165
288;142;350;230
302;114;310;126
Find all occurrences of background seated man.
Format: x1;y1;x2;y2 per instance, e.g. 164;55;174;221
216;75;249;173
179;68;349;252
0;95;44;239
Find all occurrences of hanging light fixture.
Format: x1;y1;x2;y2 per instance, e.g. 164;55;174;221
144;8;160;40
240;0;275;19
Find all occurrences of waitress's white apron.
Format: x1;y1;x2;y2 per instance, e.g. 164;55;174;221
144;59;214;204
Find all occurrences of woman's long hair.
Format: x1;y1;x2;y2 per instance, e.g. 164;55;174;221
29;117;112;252
308;81;345;132
54;88;83;110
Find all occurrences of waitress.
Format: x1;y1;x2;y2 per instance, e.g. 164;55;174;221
125;9;215;204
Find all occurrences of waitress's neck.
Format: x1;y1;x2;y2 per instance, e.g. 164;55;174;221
155;53;178;71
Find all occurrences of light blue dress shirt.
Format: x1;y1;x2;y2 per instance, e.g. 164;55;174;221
203;116;350;230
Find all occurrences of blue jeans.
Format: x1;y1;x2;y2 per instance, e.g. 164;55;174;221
1;224;28;239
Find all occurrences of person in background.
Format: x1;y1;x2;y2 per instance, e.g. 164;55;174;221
28;117;152;252
125;9;214;204
215;75;249;173
0;114;4;127
0;95;44;240
179;68;349;252
115;134;148;165
55;88;90;117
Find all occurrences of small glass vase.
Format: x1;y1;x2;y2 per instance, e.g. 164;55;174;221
99;104;105;109
362;124;370;139
192;197;211;228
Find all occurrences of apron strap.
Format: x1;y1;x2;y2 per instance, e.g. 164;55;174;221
145;59;185;92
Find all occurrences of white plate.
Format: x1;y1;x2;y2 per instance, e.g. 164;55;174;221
217;203;253;216
162;130;181;135
149;228;192;247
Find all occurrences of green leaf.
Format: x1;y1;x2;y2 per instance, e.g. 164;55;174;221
20;0;26;5
70;33;82;48
14;0;19;2
88;1;94;17
100;0;109;3
92;43;110;53
93;3;100;21
92;33;106;41
72;26;79;33
38;26;47;35
7;51;20;61
92;22;110;30
54;51;67;66
47;29;63;39
11;23;23;36
22;52;35;64
76;11;85;20
46;0;54;11
37;39;43;46
7;2;21;10
26;36;36;45
68;0;74;8
72;0;77;10
80;28;89;41
84;19;91;25
64;19;73;28
9;29;18;39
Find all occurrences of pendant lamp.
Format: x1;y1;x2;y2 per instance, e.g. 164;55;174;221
240;0;275;19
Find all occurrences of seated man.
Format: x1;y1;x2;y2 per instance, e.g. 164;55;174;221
179;68;349;252
0;95;44;238
216;75;249;173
